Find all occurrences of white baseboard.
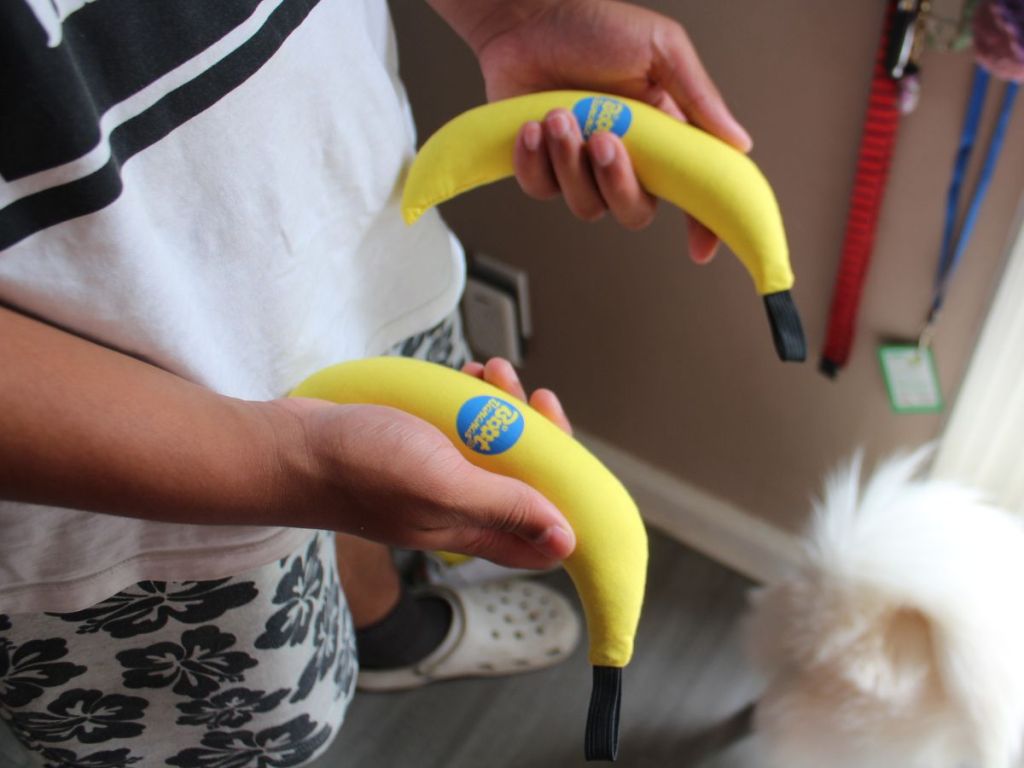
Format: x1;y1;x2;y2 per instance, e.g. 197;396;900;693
577;431;802;585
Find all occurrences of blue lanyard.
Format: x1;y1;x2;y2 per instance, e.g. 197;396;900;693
928;65;1019;332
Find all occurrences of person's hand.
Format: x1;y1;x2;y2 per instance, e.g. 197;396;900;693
430;0;752;264
268;367;575;570
461;356;572;435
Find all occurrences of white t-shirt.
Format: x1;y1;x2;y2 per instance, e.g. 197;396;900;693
0;0;464;613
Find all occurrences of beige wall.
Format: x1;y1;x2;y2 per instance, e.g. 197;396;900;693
390;1;1024;532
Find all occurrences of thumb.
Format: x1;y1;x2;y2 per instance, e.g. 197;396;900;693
448;464;576;566
652;23;752;152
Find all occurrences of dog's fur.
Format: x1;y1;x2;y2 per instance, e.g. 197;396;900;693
746;448;1024;768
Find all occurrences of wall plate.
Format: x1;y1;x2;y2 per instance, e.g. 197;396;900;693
468;253;531;340
461;275;523;365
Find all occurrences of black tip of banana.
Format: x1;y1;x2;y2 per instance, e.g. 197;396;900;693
763;291;807;363
585;666;622;761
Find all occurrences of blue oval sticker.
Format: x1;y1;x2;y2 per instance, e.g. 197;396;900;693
456;396;525;455
573;96;632;140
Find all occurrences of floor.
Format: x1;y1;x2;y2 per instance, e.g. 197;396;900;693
312;530;764;768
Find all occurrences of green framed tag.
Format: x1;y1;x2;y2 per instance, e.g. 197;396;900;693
878;344;943;414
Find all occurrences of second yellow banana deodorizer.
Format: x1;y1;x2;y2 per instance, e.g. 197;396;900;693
291;357;648;761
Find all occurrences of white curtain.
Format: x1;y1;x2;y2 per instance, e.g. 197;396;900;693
933;215;1024;515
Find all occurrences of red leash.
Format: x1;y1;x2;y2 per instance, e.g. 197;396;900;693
820;4;909;377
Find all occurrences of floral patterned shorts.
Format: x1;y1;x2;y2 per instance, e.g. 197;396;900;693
0;530;356;768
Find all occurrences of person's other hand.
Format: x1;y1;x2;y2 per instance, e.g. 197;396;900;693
461;357;572;436
270;385;575;571
435;0;752;265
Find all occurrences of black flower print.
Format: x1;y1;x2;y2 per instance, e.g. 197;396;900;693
176;688;290;730
0;637;86;707
117;626;256;699
389;315;467;368
11;689;147;743
290;580;340;703
38;746;142;768
255;537;323;650
167;714;332;768
332;607;357;702
52;580;258;638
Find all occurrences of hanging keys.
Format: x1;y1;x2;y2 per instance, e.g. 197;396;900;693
897;0;931;114
887;0;923;79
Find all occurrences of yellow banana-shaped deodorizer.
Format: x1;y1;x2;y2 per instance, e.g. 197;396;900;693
402;91;806;362
291;356;647;761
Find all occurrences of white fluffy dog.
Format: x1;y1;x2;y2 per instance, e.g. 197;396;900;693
746;448;1024;768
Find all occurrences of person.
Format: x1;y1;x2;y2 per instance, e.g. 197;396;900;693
0;0;751;764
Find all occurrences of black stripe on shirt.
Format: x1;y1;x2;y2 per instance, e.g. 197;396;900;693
0;0;321;251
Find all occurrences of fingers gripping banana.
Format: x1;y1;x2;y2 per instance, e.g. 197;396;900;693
291;357;647;761
402;91;806;362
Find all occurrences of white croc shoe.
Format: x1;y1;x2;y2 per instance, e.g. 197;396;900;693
357;578;580;692
422;553;555;588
